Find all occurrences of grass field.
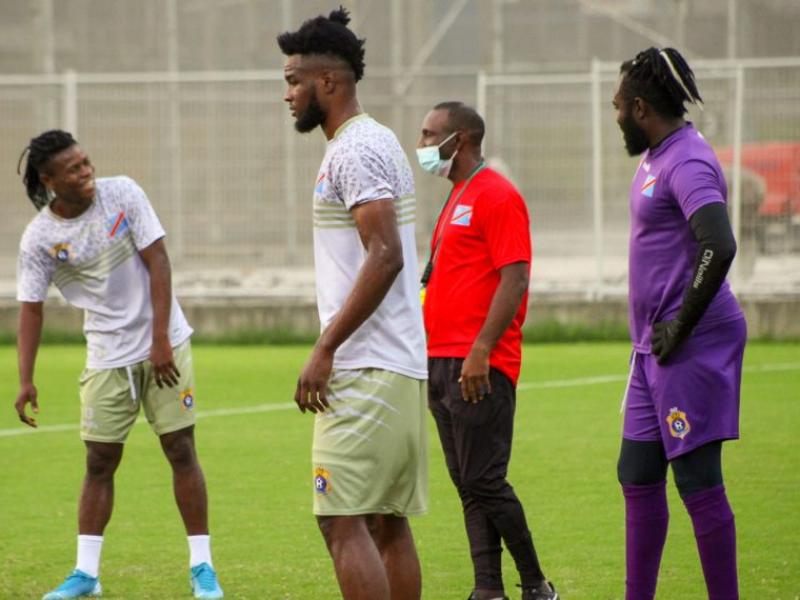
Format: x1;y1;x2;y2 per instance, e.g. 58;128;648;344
1;342;798;599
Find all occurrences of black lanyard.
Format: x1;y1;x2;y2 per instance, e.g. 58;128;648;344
420;161;485;288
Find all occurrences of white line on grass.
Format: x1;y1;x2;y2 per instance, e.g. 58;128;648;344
517;361;800;391
0;402;296;438
517;374;626;390
1;362;797;438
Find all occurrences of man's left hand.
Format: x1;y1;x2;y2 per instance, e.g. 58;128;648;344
150;336;180;388
460;345;492;404
651;319;689;365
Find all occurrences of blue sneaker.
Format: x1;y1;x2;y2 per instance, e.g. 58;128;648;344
190;563;223;599
42;569;102;599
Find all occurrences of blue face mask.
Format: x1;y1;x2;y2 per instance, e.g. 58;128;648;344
416;132;459;177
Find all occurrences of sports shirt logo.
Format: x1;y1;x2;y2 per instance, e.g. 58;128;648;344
314;172;326;196
450;204;472;226
314;466;332;495
107;211;129;238
49;242;72;262
666;406;691;439
641;174;657;198
180;389;195;410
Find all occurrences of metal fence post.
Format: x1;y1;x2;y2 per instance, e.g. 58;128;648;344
730;65;744;288
166;0;183;262
282;0;297;265
590;58;605;299
476;70;487;125
62;69;78;137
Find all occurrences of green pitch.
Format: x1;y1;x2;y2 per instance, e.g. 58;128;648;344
1;342;798;599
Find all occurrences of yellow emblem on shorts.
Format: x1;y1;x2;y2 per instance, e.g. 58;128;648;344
314;466;332;495
666;406;690;439
179;389;195;410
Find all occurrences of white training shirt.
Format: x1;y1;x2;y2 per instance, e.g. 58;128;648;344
17;176;193;369
312;114;427;379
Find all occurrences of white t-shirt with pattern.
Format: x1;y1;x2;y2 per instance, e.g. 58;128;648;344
313;114;427;379
17;176;193;369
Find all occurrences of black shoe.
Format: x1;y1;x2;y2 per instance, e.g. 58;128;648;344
519;580;558;600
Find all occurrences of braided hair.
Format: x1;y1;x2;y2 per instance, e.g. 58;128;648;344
17;129;78;210
620;47;703;118
277;5;366;82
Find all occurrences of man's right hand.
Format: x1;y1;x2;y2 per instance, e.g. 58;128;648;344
15;382;39;427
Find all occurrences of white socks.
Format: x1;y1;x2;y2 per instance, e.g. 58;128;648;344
188;535;212;568
76;535;103;578
75;534;211;575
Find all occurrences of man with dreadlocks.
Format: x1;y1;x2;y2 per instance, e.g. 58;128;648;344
14;130;223;599
277;7;427;600
612;48;746;599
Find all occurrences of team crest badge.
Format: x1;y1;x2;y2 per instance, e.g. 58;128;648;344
314;467;332;495
180;389;195;410
666;407;691;439
49;242;72;262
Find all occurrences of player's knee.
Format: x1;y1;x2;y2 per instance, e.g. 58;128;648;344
673;468;721;497
460;475;506;501
617;439;668;485
161;429;197;469
85;443;122;480
316;515;365;551
672;442;723;497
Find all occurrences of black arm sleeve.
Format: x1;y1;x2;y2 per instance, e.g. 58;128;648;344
675;202;737;331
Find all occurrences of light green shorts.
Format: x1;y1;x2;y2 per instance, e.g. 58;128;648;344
312;368;428;517
79;340;196;443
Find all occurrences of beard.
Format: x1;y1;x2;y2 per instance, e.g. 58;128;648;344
294;93;327;133
619;111;650;156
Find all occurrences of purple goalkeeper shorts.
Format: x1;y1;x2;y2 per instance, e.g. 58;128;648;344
622;316;747;460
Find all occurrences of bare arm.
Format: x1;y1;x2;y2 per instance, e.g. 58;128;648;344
138;238;180;388
460;261;529;403
295;199;404;413
15;301;44;427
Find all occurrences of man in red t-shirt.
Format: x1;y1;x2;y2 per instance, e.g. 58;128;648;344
416;102;557;600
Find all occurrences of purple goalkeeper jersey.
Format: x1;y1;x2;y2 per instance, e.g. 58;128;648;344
628;123;743;353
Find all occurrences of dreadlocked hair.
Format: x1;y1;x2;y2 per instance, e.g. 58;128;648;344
277;5;366;82
620;47;703;118
17;129;77;210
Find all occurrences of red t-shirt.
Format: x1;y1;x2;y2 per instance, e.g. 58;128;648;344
423;167;531;384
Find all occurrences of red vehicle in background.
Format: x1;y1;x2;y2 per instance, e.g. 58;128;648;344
715;142;800;253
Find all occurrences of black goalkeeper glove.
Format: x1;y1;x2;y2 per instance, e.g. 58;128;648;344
651;319;690;365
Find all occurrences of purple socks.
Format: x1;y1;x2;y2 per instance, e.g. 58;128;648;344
623;481;669;600
623;482;739;600
683;485;739;600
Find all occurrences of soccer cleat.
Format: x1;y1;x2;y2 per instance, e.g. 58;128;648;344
519;580;559;600
42;569;102;599
190;563;224;599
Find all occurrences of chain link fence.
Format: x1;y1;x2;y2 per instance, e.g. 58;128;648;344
1;59;799;298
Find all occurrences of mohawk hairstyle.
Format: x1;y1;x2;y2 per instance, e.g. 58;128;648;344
620;47;703;118
17;129;77;210
277;5;366;82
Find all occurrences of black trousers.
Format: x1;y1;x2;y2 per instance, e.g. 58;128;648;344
428;357;543;590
